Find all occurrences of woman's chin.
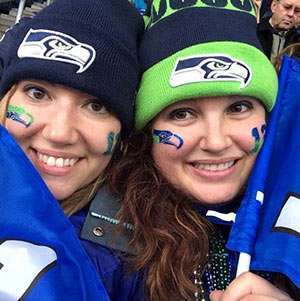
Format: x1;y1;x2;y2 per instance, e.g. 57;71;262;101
191;190;239;206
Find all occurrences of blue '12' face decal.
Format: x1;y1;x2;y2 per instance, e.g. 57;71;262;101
170;54;252;88
152;129;184;149
17;29;96;73
251;124;266;153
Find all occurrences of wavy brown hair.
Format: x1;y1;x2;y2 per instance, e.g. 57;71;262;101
108;129;214;301
273;42;300;73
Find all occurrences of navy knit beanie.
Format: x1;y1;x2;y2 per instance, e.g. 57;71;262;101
0;0;144;137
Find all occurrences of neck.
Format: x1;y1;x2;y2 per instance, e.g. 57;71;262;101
270;18;289;33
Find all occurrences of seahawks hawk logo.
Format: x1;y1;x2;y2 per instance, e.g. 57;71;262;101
152;129;183;149
170;55;252;88
17;29;96;73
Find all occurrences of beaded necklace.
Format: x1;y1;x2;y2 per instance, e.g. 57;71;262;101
194;232;233;301
193;232;273;301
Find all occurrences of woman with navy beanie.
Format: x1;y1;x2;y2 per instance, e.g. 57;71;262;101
0;0;145;299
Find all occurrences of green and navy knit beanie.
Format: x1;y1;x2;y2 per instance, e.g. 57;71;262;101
0;0;144;137
135;0;278;129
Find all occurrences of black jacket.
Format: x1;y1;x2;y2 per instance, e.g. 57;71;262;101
257;17;300;58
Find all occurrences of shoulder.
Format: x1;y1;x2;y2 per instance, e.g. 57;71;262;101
257;18;272;33
69;187;145;301
79;186;135;254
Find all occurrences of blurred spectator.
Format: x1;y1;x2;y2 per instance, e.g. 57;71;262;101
253;0;262;22
257;0;300;62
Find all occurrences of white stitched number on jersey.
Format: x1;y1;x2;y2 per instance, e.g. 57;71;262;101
273;193;300;236
0;240;57;301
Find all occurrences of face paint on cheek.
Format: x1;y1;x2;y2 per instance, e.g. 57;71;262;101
152;129;184;149
103;131;120;155
6;104;34;128
250;124;266;154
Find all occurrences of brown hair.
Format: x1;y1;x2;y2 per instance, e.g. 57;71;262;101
273;42;300;72
0;85;16;124
108;130;213;301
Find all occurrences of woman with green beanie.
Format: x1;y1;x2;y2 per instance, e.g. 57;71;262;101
101;0;295;300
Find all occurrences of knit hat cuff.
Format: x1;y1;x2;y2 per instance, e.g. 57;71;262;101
135;41;278;129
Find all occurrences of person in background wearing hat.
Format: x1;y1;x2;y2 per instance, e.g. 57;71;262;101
94;0;296;300
0;0;145;299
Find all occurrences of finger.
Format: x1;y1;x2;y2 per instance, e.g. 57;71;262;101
209;290;223;301
218;272;292;301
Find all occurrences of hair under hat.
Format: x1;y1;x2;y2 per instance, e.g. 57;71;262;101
135;0;278;129
0;0;144;136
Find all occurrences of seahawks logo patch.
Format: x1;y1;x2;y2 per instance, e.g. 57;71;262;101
170;55;252;88
17;29;96;73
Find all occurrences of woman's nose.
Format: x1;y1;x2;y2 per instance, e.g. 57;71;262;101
199;121;232;153
42;110;79;145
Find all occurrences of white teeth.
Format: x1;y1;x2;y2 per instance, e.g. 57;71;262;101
195;160;235;171
69;158;76;166
56;158;64;168
37;152;78;167
47;156;56;166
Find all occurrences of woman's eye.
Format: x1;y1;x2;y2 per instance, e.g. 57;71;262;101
86;101;108;114
227;101;253;114
169;109;194;120
26;87;47;100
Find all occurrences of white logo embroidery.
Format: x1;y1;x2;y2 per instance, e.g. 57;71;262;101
18;29;96;73
170;54;252;88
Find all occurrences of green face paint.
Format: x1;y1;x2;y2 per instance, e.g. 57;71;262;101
6;105;34;128
250;124;266;154
152;134;160;144
103;131;120;155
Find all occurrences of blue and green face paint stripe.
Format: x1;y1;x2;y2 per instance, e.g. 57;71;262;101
6;105;34;127
103;132;120;155
250;124;266;154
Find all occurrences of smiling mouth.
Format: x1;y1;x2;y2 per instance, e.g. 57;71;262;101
191;160;237;172
37;151;79;168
